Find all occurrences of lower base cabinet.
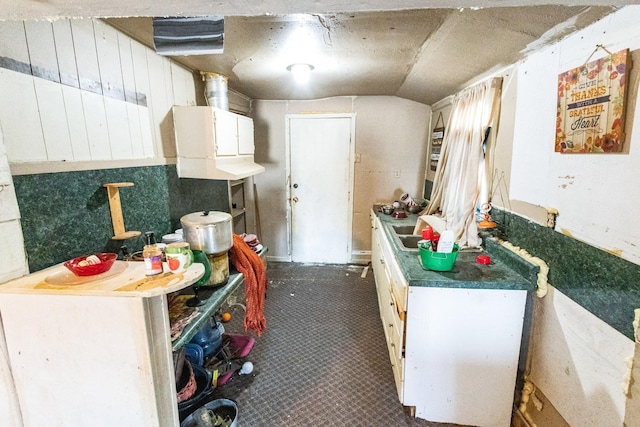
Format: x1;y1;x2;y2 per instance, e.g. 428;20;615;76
371;213;527;427
0;292;178;427
0;261;208;427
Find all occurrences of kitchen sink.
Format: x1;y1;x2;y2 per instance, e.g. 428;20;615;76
392;225;415;235
397;235;423;250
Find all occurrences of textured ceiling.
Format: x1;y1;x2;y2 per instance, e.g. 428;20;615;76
1;1;624;105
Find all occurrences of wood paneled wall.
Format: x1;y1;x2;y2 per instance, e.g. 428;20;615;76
0;19;197;170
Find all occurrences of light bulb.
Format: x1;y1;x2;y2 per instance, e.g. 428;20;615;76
287;63;314;84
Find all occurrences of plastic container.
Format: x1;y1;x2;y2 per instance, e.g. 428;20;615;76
421;226;434;240
419;243;459;271
64;253;117;276
184;343;204;366
181;398;238;427
476;254;491;265
143;231;163;276
162;233;184;244
177;364;214;419
189;317;224;358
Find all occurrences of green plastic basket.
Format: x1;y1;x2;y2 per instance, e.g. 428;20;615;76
419;243;459;271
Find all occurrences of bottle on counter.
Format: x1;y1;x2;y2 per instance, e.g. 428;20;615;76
421;226;434;241
143;231;163;276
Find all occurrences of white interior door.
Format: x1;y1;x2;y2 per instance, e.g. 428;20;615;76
288;114;354;263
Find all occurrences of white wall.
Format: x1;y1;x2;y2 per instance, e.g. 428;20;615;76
0;21;202;424
508;8;640;266
252;96;430;262
0;129;27;283
0;19;197;174
488;6;640;426
0;19;208;425
530;286;634;427
0;125;27;426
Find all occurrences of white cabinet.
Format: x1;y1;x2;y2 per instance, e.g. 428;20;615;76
237;114;255;155
213;108;240;157
173;106;264;180
0;261;204;427
371;214;407;401
371;211;528;427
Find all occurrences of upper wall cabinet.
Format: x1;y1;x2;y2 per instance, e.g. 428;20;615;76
237;115;255;156
173;106;264;180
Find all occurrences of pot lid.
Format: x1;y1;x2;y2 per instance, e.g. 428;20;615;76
180;211;231;226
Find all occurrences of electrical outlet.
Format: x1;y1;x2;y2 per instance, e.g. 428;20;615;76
393;170;401;178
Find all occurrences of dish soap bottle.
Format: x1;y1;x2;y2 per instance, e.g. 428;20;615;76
143;231;163;275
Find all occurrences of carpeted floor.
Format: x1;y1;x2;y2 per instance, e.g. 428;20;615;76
207;262;465;427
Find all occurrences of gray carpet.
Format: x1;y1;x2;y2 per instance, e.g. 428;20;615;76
208;262;465;427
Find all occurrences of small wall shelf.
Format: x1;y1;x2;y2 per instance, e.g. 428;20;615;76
228;179;247;234
103;182;141;240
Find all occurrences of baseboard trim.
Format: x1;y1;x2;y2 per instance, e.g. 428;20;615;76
350;251;371;265
265;255;291;263
265;253;372;264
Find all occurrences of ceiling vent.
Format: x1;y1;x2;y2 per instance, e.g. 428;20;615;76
152;16;224;56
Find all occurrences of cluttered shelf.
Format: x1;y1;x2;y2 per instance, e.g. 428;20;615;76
171;272;244;351
170;246;268;351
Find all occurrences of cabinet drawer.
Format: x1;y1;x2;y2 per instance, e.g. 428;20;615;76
380;295;404;402
377;271;404;362
381;289;404;361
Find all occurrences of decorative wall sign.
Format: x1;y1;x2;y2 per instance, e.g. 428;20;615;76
556;47;630;153
430;112;445;171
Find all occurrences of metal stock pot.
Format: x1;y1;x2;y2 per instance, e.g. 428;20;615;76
180;211;233;255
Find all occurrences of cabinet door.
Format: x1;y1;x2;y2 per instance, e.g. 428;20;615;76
213;109;238;156
378;227;407;314
237;115;254;155
371;217;383;290
173;106;216;158
0;293;177;427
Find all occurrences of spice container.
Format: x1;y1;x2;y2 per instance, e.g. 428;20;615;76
143;231;163;275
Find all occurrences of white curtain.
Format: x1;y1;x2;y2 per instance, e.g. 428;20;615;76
415;77;502;248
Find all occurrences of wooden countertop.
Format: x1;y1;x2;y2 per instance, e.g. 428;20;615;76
0;261;205;298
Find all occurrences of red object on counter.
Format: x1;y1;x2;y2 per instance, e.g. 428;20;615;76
64;252;117;276
422;226;434;241
391;210;408;219
476;254;491;265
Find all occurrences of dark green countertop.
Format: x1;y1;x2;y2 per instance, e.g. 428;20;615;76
374;208;538;291
492;207;639;340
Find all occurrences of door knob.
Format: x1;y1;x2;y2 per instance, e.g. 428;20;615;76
293;183;299;188
292;197;299;203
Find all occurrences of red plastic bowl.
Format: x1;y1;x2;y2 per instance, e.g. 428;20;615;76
64;253;117;276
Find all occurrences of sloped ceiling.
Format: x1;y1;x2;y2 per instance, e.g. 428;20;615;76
0;1;624;105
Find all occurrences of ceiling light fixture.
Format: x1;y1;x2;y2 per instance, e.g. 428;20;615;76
287;63;314;84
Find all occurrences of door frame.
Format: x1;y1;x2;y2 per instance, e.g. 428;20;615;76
284;113;356;262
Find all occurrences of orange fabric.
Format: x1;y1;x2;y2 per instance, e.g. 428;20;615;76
229;234;267;336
